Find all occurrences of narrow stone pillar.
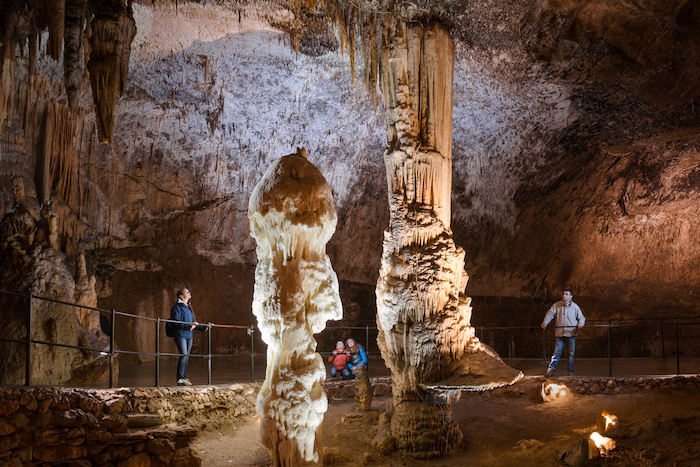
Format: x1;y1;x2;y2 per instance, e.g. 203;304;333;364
248;148;342;466
376;19;521;459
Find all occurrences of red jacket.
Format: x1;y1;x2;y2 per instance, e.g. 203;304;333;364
329;351;350;370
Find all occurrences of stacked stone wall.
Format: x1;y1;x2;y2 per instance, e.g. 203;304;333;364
0;383;260;467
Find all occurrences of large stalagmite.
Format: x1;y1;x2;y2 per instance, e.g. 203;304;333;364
248;148;342;467
376;19;522;458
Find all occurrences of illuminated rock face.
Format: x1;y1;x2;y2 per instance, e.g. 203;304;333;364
376;20;522;458
248;148;342;467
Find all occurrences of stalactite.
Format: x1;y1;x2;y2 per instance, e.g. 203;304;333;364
64;0;89;112
87;2;136;143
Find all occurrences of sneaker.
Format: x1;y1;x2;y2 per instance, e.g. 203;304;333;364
545;370;555;377
567;371;574;376
177;379;192;386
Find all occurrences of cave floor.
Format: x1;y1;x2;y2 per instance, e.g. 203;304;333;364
192;378;700;467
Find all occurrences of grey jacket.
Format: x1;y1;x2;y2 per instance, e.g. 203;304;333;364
543;301;585;337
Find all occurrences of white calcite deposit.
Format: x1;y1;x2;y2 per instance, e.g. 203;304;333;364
248;147;342;466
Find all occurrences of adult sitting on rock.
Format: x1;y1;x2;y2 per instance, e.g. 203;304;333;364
346;338;368;375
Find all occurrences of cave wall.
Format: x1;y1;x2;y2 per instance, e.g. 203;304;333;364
1;0;700;359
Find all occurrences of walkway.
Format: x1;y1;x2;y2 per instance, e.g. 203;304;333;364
79;355;700;389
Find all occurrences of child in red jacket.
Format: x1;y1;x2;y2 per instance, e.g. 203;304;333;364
328;340;351;378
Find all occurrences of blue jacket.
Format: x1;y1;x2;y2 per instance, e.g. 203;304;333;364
169;301;206;338
347;345;367;369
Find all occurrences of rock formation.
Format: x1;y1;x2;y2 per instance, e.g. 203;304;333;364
375;16;522;458
354;364;372;411
0;175;111;386
248;148;342;466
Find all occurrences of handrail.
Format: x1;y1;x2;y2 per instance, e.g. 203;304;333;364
3;288;700;387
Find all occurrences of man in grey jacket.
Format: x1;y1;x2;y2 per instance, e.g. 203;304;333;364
541;289;585;376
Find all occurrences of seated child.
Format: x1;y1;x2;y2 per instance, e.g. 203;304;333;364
328;340;351;378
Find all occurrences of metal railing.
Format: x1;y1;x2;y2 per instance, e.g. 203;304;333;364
477;317;700;377
0;290;258;388
2;289;700;387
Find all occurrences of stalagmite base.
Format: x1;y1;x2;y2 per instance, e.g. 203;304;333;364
249;148;342;467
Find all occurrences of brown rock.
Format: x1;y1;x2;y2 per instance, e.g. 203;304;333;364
115;431;150;443
146;438;175;456
147;428;177;440
101;414;128;430
0;458;21;467
371;429;396;455
170;446;201;467
105;397;126;414
33;445;87;462
39;426;86;445
34;410;52;428
37;399;51;414
0;421;16;437
0;434;19;453
373;383;391;396
0;400;19;417
86;430;113;443
51;408;88;427
78;396;95;412
87;443;108;455
13;446;32;463
126;414;162;428
117;451;151;467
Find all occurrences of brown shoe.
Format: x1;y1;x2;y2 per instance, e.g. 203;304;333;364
545;370;555;377
567;371;574;376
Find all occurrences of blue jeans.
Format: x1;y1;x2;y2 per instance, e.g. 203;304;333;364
548;336;576;373
330;367;350;378
174;336;193;381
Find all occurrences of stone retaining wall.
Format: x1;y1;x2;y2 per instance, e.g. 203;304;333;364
0;383;260;467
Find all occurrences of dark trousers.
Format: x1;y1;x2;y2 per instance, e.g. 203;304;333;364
330;367;350;377
174;336;193;381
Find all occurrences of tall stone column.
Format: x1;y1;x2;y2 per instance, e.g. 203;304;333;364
376;19;522;459
248;148;342;466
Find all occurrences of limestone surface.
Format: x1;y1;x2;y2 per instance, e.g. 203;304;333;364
248;148;342;466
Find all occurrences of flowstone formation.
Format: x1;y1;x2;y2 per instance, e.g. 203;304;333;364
375;18;522;458
0;176;109;386
248;148;342;467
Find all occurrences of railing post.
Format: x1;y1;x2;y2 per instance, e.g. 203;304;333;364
366;326;369;354
249;326;255;383
660;317;665;358
676;322;680;375
25;293;33;387
155;318;160;387
543;327;547;366
508;321;514;359
207;323;212;386
608;320;613;377
109;309;116;388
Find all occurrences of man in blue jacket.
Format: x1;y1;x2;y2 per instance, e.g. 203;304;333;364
169;288;207;386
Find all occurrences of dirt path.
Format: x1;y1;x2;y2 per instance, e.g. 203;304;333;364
193;378;700;466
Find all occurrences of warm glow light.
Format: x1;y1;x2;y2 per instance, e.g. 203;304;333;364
590;432;616;454
542;383;569;399
602;410;617;431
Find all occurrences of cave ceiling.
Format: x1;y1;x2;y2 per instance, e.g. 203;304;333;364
1;0;700;320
